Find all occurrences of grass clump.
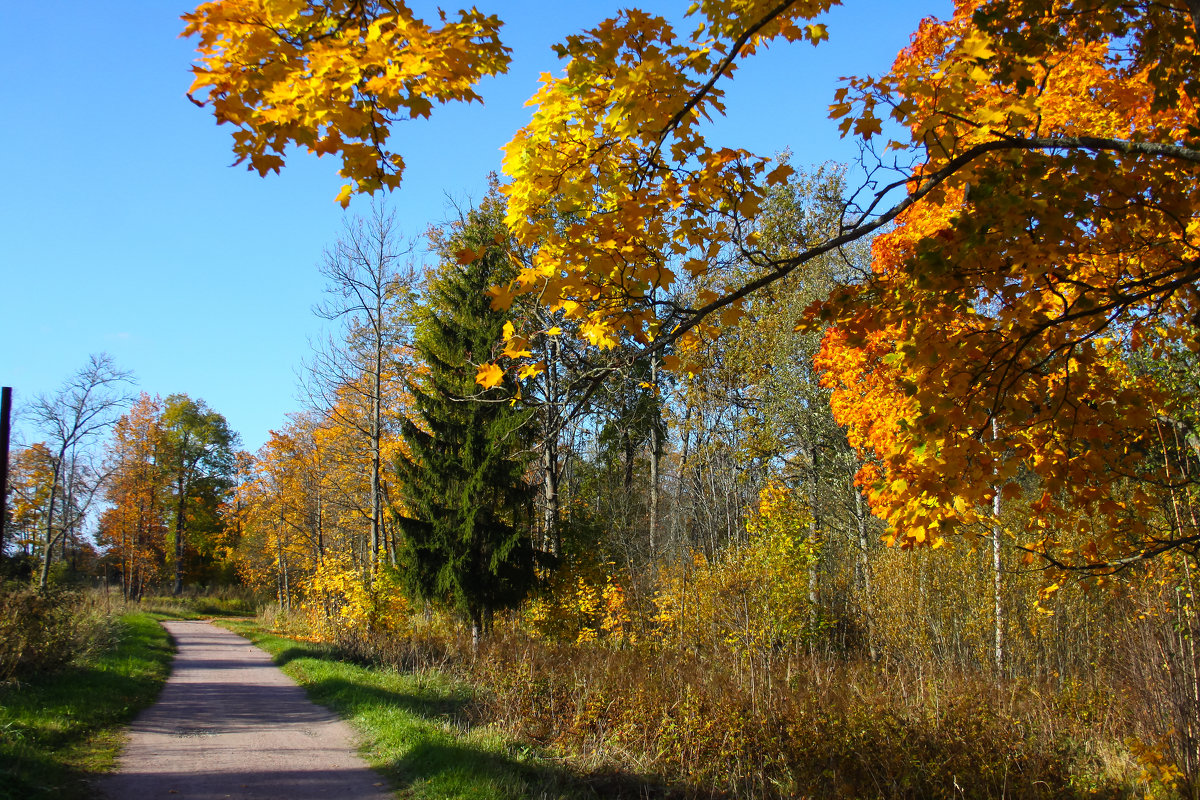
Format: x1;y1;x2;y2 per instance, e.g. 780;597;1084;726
0;587;116;682
0;612;173;800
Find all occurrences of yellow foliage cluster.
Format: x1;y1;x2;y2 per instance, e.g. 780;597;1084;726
654;482;817;657
305;556;409;638
523;556;633;645
1128;736;1185;795
183;0;509;205
523;482;819;654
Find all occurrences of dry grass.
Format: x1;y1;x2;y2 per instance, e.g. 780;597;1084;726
259;604;1160;799
0;587;119;683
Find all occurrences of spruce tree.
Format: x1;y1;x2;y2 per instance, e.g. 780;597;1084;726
395;193;535;641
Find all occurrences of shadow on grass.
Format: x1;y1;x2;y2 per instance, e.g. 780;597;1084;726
0;613;173;800
299;673;710;799
307;676;470;725
387;738;700;800
274;645;338;667
0;746;95;800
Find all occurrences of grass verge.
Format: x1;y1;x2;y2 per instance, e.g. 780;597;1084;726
0;613;174;800
219;620;659;799
135;589;260;620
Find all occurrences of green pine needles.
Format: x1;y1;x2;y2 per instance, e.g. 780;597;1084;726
395;193;537;641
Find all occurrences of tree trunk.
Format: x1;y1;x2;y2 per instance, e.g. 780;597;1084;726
542;444;559;556
853;478;877;662
544;334;562;556
622;427;634;491
806;444;820;635
0;387;11;559
648;357;659;560
173;474;187;596
37;461;62;590
370;362;382;576
992;419;1003;673
470;608;483;649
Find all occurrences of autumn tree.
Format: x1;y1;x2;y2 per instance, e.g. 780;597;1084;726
6;444;56;561
160;394;236;594
184;0;1200;576
813;0;1200;579
307;204;418;577
395;193;537;642
98;394;170;600
233;418;326;608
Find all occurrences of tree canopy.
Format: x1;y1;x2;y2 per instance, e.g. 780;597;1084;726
183;0;1200;575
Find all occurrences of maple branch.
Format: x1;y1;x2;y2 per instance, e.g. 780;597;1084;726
1013;535;1200;576
662;131;1200;352
550;129;1200;434
650;0;799;157
993;133;1200;165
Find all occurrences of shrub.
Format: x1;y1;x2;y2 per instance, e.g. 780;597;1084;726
0;587;116;682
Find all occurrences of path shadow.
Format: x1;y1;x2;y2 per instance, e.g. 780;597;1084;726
387;738;710;799
99;764;390;800
307;676;469;724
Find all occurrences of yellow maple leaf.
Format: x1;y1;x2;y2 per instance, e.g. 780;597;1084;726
518;360;546;380
475;363;504;389
502;336;532;359
853;114;883;138
486;284;517;311
960;31;996;61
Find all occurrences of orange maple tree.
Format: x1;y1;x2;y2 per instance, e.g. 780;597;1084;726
815;0;1200;575
97;394;170;600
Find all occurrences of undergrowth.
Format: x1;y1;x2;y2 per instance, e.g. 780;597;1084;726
0;586;117;682
134;585;262;619
255;606;1164;799
223;619;669;799
0;612;173;800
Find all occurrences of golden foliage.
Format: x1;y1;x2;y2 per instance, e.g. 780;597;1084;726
182;0;510;205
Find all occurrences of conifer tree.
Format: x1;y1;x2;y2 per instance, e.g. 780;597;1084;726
395;193;536;641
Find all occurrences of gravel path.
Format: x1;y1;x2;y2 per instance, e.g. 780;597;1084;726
100;620;392;800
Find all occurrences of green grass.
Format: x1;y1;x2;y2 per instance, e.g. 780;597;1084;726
136;592;259;620
220;621;621;800
0;613;174;800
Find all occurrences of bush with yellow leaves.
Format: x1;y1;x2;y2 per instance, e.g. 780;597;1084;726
522;549;634;645
654;481;819;661
303;553;410;640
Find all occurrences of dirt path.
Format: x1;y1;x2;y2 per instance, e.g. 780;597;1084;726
100;620;392;800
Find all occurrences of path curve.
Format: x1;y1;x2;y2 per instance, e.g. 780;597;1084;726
101;620;391;800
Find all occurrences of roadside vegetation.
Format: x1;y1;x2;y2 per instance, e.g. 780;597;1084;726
243;602;1177;800
223;619;619;800
0;590;173;800
134;586;260;620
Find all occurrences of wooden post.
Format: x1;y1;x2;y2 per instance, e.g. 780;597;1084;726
0;387;11;556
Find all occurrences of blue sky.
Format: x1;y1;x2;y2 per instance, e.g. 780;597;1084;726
0;0;949;453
